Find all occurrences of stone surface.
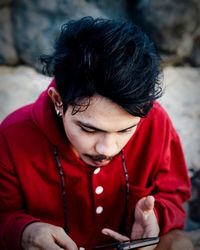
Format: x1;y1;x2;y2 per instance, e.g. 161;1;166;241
0;0;13;7
0;6;18;65
0;66;50;119
11;0;107;70
130;0;200;66
186;229;200;250
1;0;200;68
160;66;200;170
86;0;127;18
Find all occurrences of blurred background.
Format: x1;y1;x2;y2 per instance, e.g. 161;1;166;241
0;0;200;247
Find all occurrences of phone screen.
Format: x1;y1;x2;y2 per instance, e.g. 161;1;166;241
117;237;160;250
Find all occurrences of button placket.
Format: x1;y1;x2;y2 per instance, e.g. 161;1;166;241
93;167;104;215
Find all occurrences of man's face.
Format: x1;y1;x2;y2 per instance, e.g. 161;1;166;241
62;94;140;167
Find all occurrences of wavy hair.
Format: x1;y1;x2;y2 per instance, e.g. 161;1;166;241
40;16;163;117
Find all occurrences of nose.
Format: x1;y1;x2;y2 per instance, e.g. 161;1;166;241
95;134;118;157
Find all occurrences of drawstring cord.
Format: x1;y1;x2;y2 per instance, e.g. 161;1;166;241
120;149;130;235
53;145;69;233
53;145;130;235
121;149;130;205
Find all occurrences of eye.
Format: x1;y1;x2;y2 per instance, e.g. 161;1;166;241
80;126;96;134
119;127;135;134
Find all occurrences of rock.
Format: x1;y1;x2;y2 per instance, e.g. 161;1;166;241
0;6;18;65
186;230;200;250
1;0;200;68
130;0;200;66
160;66;200;169
86;0;127;18
0;0;13;7
11;0;106;70
191;30;200;66
0;66;50;119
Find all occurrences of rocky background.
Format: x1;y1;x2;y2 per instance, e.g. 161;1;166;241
0;0;200;248
1;0;200;69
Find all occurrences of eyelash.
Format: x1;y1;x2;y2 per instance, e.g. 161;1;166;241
80;126;96;134
80;126;133;134
120;128;133;133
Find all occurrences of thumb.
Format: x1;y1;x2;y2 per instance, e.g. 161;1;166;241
137;196;155;213
131;196;159;239
134;196;155;223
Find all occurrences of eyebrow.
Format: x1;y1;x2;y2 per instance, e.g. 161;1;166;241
75;120;139;133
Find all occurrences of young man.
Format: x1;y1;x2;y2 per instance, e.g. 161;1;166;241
0;17;193;250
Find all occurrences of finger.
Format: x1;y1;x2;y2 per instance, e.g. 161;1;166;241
25;236;65;250
136;196;155;214
131;196;159;239
143;196;155;212
40;241;65;250
33;236;66;250
53;228;78;250
102;228;130;242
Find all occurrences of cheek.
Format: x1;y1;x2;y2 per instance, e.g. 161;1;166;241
118;137;130;149
118;130;136;148
63;123;94;152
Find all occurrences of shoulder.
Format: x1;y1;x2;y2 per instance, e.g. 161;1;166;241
141;101;175;134
0;104;39;147
147;101;171;124
124;101;182;168
127;101;177;147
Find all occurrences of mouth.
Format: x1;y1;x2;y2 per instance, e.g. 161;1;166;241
92;159;111;166
84;154;113;166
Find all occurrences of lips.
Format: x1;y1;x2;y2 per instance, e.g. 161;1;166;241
85;154;113;161
83;154;113;166
87;156;111;166
92;156;111;162
92;159;111;166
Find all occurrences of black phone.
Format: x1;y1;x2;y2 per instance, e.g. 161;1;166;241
117;237;160;250
94;237;159;249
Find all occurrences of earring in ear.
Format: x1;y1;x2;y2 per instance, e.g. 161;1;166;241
54;102;63;117
56;102;63;108
55;107;62;116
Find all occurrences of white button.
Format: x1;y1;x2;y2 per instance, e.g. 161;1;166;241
94;167;100;174
79;248;85;250
95;186;103;194
96;206;103;214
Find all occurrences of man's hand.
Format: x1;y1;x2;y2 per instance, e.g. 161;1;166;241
102;196;159;250
21;222;78;250
131;196;159;239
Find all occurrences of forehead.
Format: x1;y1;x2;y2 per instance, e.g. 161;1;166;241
67;95;139;130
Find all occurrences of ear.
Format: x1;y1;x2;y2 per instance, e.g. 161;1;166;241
48;87;63;116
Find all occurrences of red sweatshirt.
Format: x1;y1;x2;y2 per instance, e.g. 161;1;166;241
0;82;191;250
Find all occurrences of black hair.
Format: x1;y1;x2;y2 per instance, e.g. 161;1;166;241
40;16;163;117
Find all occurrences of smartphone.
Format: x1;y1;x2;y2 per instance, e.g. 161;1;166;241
117;237;160;250
94;237;159;249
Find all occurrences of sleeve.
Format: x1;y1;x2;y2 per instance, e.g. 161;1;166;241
0;131;40;250
153;123;191;235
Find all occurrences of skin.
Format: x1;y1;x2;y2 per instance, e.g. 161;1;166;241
61;96;140;167
21;87;160;250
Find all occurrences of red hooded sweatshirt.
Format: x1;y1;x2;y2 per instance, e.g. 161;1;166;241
0;80;191;250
